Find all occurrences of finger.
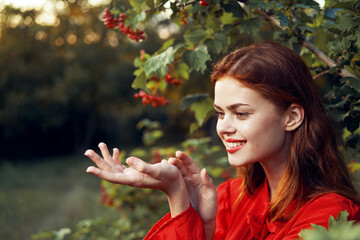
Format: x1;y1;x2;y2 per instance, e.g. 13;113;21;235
98;142;116;167
176;151;201;174
168;157;191;177
112;148;121;165
86;166;132;185
112;148;126;171
126;157;161;178
84;149;112;171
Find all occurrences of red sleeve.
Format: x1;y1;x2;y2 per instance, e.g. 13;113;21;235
281;194;360;240
144;205;205;240
214;179;232;240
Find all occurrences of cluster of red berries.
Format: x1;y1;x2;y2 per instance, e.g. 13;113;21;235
134;90;169;108
103;9;118;29
100;186;115;207
180;10;187;25
118;13;145;41
102;9;145;42
164;72;183;86
200;0;209;6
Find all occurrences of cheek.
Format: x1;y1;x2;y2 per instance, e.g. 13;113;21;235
216;121;221;136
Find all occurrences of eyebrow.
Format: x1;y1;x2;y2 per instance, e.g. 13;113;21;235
213;103;250;111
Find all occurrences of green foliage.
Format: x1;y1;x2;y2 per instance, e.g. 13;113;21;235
298;210;360;240
32;228;71;240
102;0;360;162
20;0;360;239
136;118;164;146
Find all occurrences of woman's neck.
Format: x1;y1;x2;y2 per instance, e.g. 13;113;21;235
260;158;288;201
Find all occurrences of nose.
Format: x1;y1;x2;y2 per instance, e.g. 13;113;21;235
216;115;236;136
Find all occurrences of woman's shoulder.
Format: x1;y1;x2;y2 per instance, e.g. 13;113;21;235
297;193;360;221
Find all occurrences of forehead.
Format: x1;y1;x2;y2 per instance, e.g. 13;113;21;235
214;77;268;106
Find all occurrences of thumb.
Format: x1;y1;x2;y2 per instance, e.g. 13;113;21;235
200;168;215;188
126;157;156;176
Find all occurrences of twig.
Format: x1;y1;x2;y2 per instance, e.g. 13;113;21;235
313;70;330;80
256;9;357;79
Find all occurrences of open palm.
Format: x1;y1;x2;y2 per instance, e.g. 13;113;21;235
85;142;182;194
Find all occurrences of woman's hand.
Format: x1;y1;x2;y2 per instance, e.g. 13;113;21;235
169;151;218;229
85;142;190;217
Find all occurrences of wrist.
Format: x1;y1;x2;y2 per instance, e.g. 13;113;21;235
165;174;190;217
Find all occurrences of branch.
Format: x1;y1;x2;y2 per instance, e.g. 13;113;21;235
313;70;330;80
256;9;357;79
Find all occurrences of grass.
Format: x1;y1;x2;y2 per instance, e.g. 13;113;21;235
0;155;119;240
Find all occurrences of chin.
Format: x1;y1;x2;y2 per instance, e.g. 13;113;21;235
227;154;256;168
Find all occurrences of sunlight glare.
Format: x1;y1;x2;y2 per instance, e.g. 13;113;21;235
3;0;46;11
88;0;112;7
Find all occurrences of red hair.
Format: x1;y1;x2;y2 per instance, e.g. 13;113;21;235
211;41;359;221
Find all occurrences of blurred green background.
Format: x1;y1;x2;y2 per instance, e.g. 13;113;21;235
0;1;206;239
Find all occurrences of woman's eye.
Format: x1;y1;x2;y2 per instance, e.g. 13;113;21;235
236;112;249;119
215;112;224;119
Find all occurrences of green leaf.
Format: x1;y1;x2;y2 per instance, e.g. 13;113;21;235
273;30;290;40
127;11;146;29
53;228;71;240
220;11;238;25
355;28;360;47
298;25;315;34
323;22;342;35
129;0;146;12
131;71;149;92
291;1;320;11
184;28;207;45
337;15;358;34
156;38;175;54
257;1;274;11
328;210;352;229
291;3;310;9
239;18;263;35
183;45;211;73
341;77;360;91
310;223;328;233
248;0;265;11
180;93;209;110
189;122;200;134
276;13;289;28
205;14;221;33
190;99;214;126
144;47;174;78
145;0;154;8
220;1;247;18
204;33;228;54
330;109;349;122
331;1;357;10
173;62;190;80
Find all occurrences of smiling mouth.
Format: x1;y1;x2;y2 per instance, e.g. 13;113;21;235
224;141;246;153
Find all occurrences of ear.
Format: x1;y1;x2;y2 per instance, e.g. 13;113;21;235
284;103;304;132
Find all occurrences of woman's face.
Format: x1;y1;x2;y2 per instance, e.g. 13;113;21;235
214;77;291;168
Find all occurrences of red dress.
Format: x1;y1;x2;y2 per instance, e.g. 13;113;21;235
144;178;360;240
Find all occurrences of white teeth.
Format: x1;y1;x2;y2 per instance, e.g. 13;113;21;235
226;142;244;148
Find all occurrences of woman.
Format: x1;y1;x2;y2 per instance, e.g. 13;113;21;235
85;42;360;239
